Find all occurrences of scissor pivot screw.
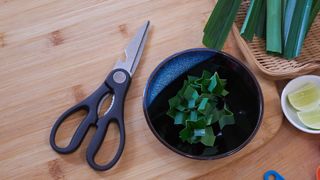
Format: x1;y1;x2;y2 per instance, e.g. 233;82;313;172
113;71;126;84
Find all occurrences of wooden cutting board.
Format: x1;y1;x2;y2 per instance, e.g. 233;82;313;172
0;0;283;179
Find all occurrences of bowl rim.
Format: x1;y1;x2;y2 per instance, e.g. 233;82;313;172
142;48;264;160
281;75;320;134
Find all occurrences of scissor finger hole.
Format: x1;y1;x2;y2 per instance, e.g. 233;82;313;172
55;109;88;148
97;94;114;118
94;121;120;165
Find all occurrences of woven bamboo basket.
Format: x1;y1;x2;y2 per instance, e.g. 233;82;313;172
232;0;320;80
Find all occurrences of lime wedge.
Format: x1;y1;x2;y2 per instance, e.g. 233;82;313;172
287;83;320;111
297;107;320;129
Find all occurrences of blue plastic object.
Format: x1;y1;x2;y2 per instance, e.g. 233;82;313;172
264;170;285;180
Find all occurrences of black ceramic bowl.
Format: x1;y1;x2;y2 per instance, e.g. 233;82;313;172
143;48;263;160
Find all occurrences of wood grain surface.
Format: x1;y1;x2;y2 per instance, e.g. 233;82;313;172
0;0;284;179
199;72;320;180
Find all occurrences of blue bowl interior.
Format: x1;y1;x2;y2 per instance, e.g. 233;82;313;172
145;51;213;106
144;49;263;159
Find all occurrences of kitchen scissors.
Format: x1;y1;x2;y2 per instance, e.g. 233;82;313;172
50;21;150;171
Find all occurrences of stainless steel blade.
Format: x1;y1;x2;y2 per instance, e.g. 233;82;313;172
113;21;150;76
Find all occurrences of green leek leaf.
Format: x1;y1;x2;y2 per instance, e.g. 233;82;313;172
255;0;267;38
188;118;207;129
283;0;297;45
188;75;198;83
166;109;176;119
168;96;181;109
179;127;192;141
203;0;242;49
200;127;216;146
307;0;320;31
174;112;185;125
267;0;283;53
198;101;213;115
207;77;217;93
208;73;224;95
194;129;206;137
176;105;186;111
284;0;313;59
221;89;229;96
189;110;198;122
183;86;199;100
206;114;215;125
198;98;209;111
218;105;235;129
188;99;196;109
240;0;264;41
187;136;201;144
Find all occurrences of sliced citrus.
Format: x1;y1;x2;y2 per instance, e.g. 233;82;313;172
297;107;320;129
287;83;320;111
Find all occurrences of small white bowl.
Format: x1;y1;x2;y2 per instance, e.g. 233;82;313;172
281;75;320;134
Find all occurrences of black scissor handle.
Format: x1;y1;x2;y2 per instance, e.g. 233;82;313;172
50;84;111;154
86;69;131;171
86;113;125;171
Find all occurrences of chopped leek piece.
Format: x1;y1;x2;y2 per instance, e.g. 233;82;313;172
167;71;235;147
200;127;216;146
